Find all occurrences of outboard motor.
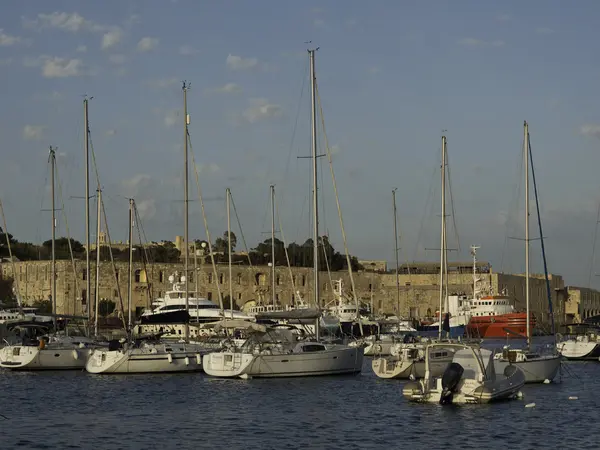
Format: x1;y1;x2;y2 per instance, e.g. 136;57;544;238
439;362;464;405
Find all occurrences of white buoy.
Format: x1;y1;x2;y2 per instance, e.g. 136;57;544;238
409;374;415;381
569;396;578;400
240;373;252;380
525;402;536;408
517;391;524;399
543;379;551;384
167;353;173;364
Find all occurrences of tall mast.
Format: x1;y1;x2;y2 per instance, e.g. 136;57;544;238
84;99;91;325
270;184;276;307
183;81;190;341
471;245;480;298
49;146;57;330
309;48;320;340
127;198;134;334
524;120;530;346
392;188;400;315
438;136;447;339
94;188;102;337
226;188;233;319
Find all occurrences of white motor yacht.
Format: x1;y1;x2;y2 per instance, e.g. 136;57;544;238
402;343;525;404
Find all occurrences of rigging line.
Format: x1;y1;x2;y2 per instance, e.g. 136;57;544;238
318;125;328;239
229;192;258;281
500;139;525;272
100;195;127;331
187;130;224;311
276;59;309;210
133;202;153;304
587;200;600;288
35;161;51;252
444;141;461;255
54;158;80;310
413;157;439;261
528;132;556;340
274;189;301;300
315;82;361;315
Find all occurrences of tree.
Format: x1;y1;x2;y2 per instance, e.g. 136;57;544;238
42;237;85;260
98;299;116;317
32;299;52;314
0;276;16;306
214;231;237;254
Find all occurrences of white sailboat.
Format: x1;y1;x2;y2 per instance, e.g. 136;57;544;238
203;48;364;378
371;136;456;378
493;121;561;383
0;145;97;370
87;82;205;374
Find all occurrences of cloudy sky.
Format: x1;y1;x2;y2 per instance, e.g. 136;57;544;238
1;0;600;287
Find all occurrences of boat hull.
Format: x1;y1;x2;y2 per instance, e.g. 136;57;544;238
203;346;364;378
493;354;561;383
86;344;204;374
466;313;535;339
371;356;452;379
0;345;88;370
558;339;600;360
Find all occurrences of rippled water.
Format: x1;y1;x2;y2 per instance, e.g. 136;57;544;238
1;346;599;450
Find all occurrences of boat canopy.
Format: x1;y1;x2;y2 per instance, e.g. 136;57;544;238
211;319;267;333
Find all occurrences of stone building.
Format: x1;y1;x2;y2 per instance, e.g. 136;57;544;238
564;286;600;324
0;258;570;329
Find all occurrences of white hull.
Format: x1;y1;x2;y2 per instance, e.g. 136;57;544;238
494;354;561;383
372;356;452;379
0;345;88;370
86;343;204;374
203;345;364;378
558;339;600;360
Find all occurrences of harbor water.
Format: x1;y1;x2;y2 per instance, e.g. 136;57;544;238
1;349;598;450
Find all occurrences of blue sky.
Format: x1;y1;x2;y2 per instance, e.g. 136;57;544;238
1;0;600;287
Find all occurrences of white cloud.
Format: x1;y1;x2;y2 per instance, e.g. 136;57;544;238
0;29;21;46
28;12;90;32
136;199;157;220
137;37;158;52
242;98;283;123
212;83;242;94
458;38;504;47
580;124;600;139
330;144;341;155
76;44;87;53
199;163;221;174
179;45;199;56
164;110;179;127
22;125;46;141
101;28;122;50
42;57;84;78
145;78;179;88
108;54;126;65
535;27;554;35
313;18;325;28
226;54;258;70
106;129;116;136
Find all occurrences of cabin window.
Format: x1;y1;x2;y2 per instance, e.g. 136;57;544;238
302;344;326;352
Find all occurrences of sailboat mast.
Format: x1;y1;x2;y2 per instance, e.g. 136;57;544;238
49;147;57;329
227;188;233;319
94;188;102;337
524;120;530;346
309;48;320;338
392;188;400;315
127;198;134;333
438;136;447;339
84;99;91;325
183;81;190;341
270;184;276;307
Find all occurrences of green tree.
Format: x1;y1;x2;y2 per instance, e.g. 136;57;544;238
32;299;52;314
214;231;237;254
98;299;116;317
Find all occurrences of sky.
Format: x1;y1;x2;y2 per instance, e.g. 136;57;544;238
1;0;600;287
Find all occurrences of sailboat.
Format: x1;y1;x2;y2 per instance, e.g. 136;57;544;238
371;136;457;379
0;146;97;370
203;48;364;378
492;121;561;383
86;82;205;374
